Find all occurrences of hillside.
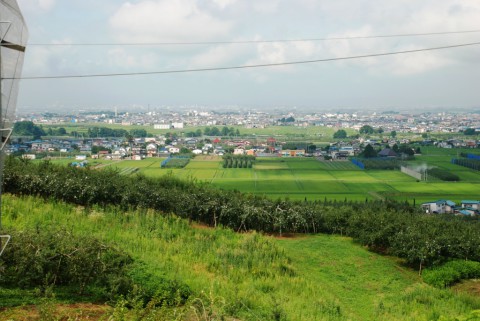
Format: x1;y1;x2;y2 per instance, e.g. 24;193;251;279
1;194;479;320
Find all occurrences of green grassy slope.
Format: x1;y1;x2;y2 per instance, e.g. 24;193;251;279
1;194;479;320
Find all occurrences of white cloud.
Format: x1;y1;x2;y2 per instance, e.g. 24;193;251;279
252;1;279;14
211;0;237;10
318;0;480;76
22;38;74;75
107;48;160;70
109;0;233;43
38;0;55;10
189;44;246;68
17;0;56;12
243;38;325;82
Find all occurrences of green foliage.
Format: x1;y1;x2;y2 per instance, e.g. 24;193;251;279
46;127;68;136
0;227;133;298
428;168;460;181
423;260;480;288
203;126;226;136
4;157;480;273
161;157;190;168
359;125;375;135
360;158;399;169
87;126;128;138
278;116;295;123
333;129;347;139
2;195;480;320
13;121;46;139
463;128;477;135
360;144;377;158
222;155;255;168
398;144;415;156
91;145;111;154
130;129;148;138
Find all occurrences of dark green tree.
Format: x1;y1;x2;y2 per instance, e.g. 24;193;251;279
464;128;476;135
333;129;347;139
361;144;377;158
13;121;46;139
307;144;316;153
129;129;148;138
359;125;375;134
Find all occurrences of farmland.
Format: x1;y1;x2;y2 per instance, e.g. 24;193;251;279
84;146;480;204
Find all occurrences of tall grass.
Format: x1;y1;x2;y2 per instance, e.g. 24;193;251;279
2;194;480;320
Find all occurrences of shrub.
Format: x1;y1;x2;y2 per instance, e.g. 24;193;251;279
0;227;133;298
422;260;480;288
428;168;460;181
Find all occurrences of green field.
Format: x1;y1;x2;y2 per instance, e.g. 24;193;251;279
2;194;479;320
81;148;480;203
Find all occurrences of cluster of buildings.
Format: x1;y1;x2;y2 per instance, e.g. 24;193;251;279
422;200;480;216
18;108;480;135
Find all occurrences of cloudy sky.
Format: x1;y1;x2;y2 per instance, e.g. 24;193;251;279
14;0;480;112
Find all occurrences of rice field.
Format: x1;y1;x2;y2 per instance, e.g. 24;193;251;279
83;150;480;203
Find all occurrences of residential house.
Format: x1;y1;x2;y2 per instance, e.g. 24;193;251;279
169;147;180;154
378;148;398;157
339;146;355;156
234;148;245;155
280;149;305;157
461;200;480;210
421;200;456;214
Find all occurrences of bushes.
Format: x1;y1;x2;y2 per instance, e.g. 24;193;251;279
161;156;190;168
428;168;460;181
4;157;480;271
422;260;480;288
222;155;255;169
0;226;192;305
0;227;133;298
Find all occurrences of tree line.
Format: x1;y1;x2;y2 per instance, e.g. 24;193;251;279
3;157;480;273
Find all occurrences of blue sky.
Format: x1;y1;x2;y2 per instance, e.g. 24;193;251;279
15;0;480;112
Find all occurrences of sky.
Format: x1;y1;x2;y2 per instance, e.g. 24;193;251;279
13;0;480;112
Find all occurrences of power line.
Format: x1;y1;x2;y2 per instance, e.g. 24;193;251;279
12;29;480;47
11;40;480;80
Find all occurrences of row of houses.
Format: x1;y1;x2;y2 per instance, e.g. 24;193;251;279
421;200;480;216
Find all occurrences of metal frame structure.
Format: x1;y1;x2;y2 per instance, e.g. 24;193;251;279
0;0;28;256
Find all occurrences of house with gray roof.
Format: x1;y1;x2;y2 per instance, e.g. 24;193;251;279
421;200;456;214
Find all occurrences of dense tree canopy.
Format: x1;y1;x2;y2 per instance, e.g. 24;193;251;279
359;125;375;135
464;128;477;135
333;129;347;139
13;121;46;139
361;144;377;158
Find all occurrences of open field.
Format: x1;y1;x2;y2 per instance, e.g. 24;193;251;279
41;123;356;145
1;194;479;320
72;149;480;203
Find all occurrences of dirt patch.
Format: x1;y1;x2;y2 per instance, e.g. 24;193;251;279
452;279;480;296
191;222;215;230
0;303;111;321
270;232;307;239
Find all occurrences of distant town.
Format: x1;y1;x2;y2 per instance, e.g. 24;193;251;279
10;108;480;160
